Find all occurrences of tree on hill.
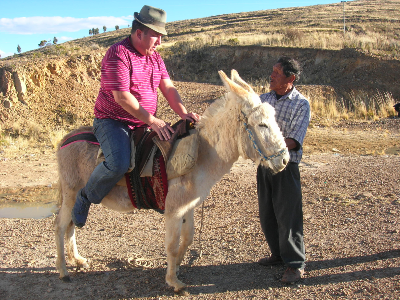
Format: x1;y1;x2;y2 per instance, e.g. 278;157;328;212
38;40;52;47
89;29;93;35
17;45;21;53
103;26;107;32
115;25;119;30
53;37;58;44
91;28;99;35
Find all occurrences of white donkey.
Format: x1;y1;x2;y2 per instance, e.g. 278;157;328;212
54;70;289;294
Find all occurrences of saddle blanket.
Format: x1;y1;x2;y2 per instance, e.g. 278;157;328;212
60;131;168;213
125;149;168;212
59;120;198;213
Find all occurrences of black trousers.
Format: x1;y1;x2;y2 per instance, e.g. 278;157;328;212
257;162;306;269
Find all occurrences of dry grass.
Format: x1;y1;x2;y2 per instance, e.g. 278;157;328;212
3;0;400;63
304;88;396;122
48;129;68;149
1;86;395;159
1;0;399;156
250;82;397;123
162;0;400;59
0;121;51;158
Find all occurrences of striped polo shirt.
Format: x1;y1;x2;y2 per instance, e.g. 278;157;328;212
94;36;170;128
260;87;311;163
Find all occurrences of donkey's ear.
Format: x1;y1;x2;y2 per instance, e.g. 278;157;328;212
218;70;248;98
231;69;254;93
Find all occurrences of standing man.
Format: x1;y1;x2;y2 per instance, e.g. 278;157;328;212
394;103;400;117
71;5;200;228
257;57;310;283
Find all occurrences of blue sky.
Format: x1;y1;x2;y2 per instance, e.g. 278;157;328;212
0;0;349;58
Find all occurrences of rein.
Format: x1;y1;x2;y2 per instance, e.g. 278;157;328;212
241;111;287;162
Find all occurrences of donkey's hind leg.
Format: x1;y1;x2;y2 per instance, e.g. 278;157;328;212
176;209;195;268
55;187;88;281
55;189;76;281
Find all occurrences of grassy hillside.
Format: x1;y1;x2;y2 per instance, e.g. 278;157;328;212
0;0;398;152
2;0;399;62
0;0;400;159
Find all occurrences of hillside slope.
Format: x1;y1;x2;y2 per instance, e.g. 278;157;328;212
1;0;399;131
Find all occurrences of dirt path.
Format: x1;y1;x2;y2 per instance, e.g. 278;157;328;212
1;88;400;298
0;148;399;299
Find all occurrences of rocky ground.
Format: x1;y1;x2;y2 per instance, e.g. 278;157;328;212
0;81;399;299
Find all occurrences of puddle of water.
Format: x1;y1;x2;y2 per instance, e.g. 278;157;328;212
0;202;58;219
385;146;400;155
0;186;58;219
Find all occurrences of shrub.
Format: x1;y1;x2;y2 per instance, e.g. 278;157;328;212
285;28;304;42
227;38;240;46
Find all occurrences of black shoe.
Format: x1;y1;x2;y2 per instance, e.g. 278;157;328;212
281;267;304;283
71;190;91;228
258;254;283;266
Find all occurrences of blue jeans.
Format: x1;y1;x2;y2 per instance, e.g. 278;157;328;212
83;118;131;204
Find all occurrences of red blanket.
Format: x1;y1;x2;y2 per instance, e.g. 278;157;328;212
125;150;168;213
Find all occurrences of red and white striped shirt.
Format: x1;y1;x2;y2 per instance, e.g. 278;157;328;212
94;36;170;128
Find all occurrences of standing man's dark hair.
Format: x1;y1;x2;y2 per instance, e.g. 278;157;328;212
277;56;302;83
256;56;310;284
394;103;400;117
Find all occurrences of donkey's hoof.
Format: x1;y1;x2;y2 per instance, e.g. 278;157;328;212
175;287;189;296
60;276;72;283
79;261;89;269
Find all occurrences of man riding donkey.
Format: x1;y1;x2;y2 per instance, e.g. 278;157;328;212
72;5;200;228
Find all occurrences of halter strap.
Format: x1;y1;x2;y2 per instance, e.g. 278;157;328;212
241;111;287;162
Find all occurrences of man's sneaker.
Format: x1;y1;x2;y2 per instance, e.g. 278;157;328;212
281;267;304;283
258;254;284;266
71;190;91;228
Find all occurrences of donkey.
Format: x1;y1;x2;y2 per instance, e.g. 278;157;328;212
54;70;289;294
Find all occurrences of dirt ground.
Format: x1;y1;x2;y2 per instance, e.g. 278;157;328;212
0;85;400;299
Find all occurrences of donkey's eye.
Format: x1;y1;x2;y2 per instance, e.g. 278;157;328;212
259;123;269;128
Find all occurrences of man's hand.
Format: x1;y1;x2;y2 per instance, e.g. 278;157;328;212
150;117;174;141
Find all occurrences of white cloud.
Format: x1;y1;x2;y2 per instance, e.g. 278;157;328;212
0;16;132;35
58;36;74;42
0;49;14;58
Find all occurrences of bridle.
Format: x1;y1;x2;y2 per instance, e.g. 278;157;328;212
241;111;287;162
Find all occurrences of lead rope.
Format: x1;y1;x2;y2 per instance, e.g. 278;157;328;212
197;201;205;258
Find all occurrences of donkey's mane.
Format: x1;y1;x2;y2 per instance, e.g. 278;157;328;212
196;94;229;129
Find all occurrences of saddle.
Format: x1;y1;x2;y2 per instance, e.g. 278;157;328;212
61;120;199;212
94;119;199;183
120;119;198;211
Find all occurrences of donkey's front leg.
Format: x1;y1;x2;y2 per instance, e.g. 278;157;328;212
176;209;195;267
164;213;186;293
